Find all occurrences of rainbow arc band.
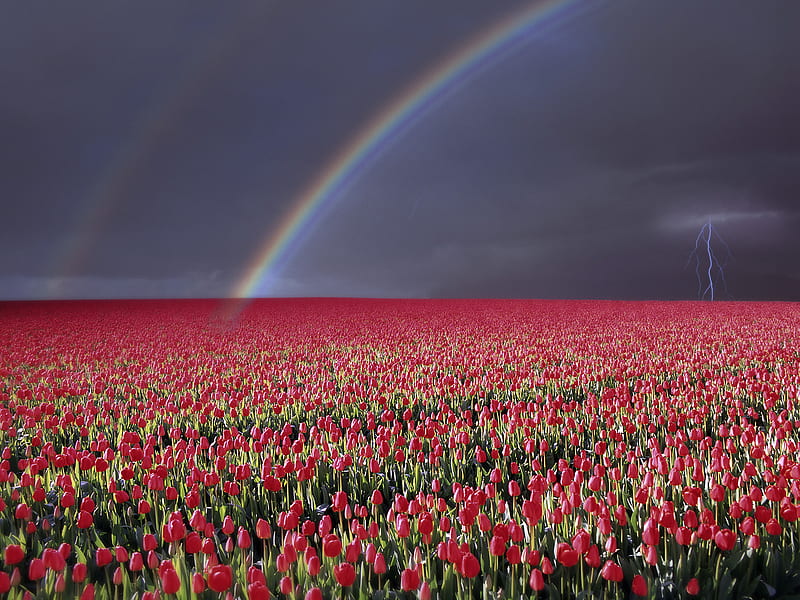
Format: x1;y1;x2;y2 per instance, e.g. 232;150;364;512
226;0;586;315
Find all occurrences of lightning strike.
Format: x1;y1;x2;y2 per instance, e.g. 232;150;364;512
686;221;733;300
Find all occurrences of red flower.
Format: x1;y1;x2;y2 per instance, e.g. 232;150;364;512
77;511;94;529
529;568;545;591
401;568;421;591
584;544;601;568
129;552;144;571
143;533;157;551
28;558;46;581
332;491;348;512
641;518;659;546
191;573;206;593
0;572;10;594
572;529;591;554
95;548;113;567
686;578;700;595
334;563;356;587
556;543;579;567
600;560;623;582
72;563;88;583
237;527;252;549
714;528;736;551
207;564;233;592
307;555;321;576
4;544;24;565
80;583;95;600
632;574;648;596
280;576;294;594
184;532;202;553
323;534;342;557
222;515;235;535
161;567;181;594
766;519;783;536
249;581;271;600
460;553;480;578
256;518;271;539
489;535;506;556
305;589;322;600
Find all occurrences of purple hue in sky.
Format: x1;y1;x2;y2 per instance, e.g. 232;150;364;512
1;1;799;300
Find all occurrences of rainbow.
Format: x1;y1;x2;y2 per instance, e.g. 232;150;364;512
230;0;585;303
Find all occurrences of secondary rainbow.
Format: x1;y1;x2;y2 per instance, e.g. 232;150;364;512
230;0;582;301
46;5;270;299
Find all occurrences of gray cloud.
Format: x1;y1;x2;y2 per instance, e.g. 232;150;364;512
1;1;799;301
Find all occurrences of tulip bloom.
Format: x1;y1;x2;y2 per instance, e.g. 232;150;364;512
460;553;480;578
401;568;421;591
95;548;113;567
72;563;88;583
77;510;94;529
323;534;342;557
714;528;736;551
28;558;46;581
256;518;271;539
529;568;545;591
4;544;24;565
687;578;700;595
207;564;233;592
161;567;181;594
305;589;323;600
600;560;623;582
334;563;356;587
556;543;579;567
632;574;648;596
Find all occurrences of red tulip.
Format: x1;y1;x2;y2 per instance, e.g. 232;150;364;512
222;515;235;535
80;583;95;600
529;568;545;591
556;543;579;567
280;576;294;595
207;564;232;592
489;535;506;556
77;510;94;529
641;518;659;546
323;534;342;557
95;548;113;567
28;558;46;581
161;567;181;594
129;552;144;571
686;578;700;595
305;588;323;600
72;562;88;583
191;573;206;593
256;518;271;539
600;560;623;582
334;563;356;587
332;491;348;512
238;527;252;549
714;528;736;551
4;544;24;565
460;553;480;578
401;568;421;591
632;574;648;596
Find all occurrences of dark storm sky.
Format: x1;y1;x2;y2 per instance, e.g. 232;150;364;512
2;1;799;301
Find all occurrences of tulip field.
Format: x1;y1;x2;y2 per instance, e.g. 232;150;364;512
2;298;800;600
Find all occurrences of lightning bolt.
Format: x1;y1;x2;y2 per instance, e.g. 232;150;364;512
686;220;733;301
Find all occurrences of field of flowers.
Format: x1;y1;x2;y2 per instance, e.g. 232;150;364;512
1;298;799;600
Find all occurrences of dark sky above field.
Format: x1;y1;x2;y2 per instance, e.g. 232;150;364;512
2;1;799;301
